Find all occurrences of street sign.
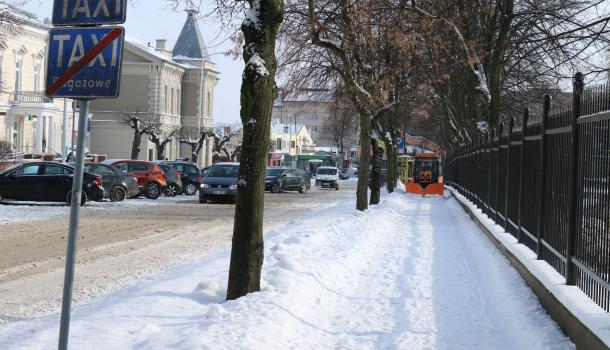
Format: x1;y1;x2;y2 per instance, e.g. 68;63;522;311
45;26;125;98
52;0;127;26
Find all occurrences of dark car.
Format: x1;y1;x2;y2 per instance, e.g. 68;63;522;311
82;163;139;202
156;163;183;197
103;160;167;199
265;167;309;194
0;161;104;206
199;163;239;203
160;161;201;196
339;169;349;180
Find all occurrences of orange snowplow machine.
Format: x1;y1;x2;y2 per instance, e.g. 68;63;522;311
405;153;444;196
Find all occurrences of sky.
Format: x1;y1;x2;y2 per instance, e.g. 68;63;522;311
21;0;244;124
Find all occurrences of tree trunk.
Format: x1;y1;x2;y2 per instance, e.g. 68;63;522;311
370;132;383;205
131;130;141;160
384;132;395;193
156;143;165;160
356;112;371;211
227;0;283;301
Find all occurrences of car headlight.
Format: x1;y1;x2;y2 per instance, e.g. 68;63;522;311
201;184;210;188
230;184;238;190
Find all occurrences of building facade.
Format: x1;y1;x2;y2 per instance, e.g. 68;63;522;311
89;8;219;166
0;5;74;159
272;88;359;157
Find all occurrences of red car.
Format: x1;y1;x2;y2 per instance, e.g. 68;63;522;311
102;160;167;199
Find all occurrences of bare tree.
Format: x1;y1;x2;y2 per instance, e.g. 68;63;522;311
148;127;180;161
179;129;208;164
0;141;12;160
207;128;240;161
120;112;159;160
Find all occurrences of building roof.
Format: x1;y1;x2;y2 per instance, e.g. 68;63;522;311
172;8;209;61
1;2;49;30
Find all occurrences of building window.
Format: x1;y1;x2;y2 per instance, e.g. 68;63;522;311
291;141;296;148
0;50;4;88
14;54;23;91
313;126;318;132
276;138;282;150
171;88;175;114
177;89;181;115
163;86;168;113
34;59;41;91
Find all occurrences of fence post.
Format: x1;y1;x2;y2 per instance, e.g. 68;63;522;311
536;95;551;259
517;109;529;243
504;117;515;231
494;124;504;223
566;72;584;285
486;129;494;214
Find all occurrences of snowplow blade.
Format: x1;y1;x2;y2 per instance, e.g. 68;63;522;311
405;182;444;196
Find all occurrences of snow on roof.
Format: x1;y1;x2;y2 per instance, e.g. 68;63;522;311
125;37;193;70
2;2;49;29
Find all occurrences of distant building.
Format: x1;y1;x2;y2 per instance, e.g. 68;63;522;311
0;5;74;159
272;88;359;153
89;7;219;166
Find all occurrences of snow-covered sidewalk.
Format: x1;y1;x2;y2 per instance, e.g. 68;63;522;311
0;192;573;349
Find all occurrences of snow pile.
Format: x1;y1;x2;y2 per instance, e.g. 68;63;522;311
0;192;573;349
0;196;190;225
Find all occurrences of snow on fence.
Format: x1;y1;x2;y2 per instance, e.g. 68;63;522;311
445;72;610;312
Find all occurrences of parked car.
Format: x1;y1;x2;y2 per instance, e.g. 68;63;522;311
201;165;212;177
265;167;309;193
199;162;240;203
159;161;202;195
82;163;139;202
315;166;340;190
103;160;167;199
339;169;349;180
156;163;183;197
0;161;104;206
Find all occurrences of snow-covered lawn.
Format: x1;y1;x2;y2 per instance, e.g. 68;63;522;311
0;191;573;349
0;195;190;225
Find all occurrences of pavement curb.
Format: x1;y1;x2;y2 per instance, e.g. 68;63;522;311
449;189;609;350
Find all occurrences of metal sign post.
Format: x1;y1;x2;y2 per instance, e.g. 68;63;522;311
57;99;89;350
45;1;126;349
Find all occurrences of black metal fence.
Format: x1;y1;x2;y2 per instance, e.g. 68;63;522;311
445;73;610;311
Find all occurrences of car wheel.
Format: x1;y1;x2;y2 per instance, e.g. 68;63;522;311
110;186;127;202
271;183;281;193
335;183;340;191
145;183;161;200
299;183;307;194
66;190;88;207
166;184;179;197
199;196;207;204
184;183;198;196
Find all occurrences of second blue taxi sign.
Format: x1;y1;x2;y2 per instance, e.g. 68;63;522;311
52;0;127;26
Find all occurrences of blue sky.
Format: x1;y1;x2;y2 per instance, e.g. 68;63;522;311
21;0;243;124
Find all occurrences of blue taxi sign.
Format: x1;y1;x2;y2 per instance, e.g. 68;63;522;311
52;0;127;26
45;26;125;98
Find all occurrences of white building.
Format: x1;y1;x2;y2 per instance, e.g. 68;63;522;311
89;7;219;166
0;4;74;159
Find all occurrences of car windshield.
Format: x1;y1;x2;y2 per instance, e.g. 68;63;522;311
266;168;285;177
207;165;239;178
317;168;337;175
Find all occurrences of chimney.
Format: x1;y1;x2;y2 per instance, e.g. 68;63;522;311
156;39;167;50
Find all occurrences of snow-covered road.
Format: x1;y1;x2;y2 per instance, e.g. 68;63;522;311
0;191;573;349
